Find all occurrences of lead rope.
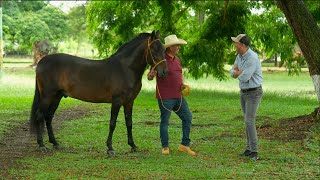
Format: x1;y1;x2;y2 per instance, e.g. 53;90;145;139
156;83;183;113
145;37;182;112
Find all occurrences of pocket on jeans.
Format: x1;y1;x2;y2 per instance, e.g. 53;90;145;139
254;89;263;98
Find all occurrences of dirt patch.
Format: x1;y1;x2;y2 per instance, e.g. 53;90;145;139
259;113;317;141
0;105;91;175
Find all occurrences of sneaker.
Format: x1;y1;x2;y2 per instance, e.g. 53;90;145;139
249;152;259;161
239;149;251;157
162;147;170;155
177;144;197;156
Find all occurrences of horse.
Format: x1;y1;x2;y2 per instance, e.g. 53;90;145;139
30;30;167;155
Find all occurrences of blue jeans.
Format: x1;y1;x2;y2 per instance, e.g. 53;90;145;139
240;87;263;152
157;97;192;148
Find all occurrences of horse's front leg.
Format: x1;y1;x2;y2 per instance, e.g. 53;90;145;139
124;101;138;152
106;99;121;156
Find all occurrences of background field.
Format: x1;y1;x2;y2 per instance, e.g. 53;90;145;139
0;57;319;179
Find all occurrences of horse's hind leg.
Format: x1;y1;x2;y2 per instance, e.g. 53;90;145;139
35;109;46;149
124;102;138;152
106;98;121;156
36;97;52;152
45;95;62;149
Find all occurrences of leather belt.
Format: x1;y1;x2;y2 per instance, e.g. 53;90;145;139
241;86;261;93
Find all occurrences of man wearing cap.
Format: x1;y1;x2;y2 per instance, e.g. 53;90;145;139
230;34;263;161
148;34;196;156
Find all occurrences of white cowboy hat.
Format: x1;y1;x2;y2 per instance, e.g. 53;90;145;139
163;34;187;48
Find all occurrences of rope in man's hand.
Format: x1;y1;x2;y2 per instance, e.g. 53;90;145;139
181;84;190;97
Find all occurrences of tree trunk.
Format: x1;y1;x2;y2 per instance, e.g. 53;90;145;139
277;0;320;115
0;2;3;71
274;53;278;67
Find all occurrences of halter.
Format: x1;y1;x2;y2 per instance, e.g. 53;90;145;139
146;37;186;112
145;37;166;71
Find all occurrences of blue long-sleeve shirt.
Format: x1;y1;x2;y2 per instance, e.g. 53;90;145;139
230;48;263;90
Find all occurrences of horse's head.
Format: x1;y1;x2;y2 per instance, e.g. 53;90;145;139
146;30;168;78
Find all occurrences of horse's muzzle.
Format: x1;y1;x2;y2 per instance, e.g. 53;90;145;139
157;68;168;78
155;60;168;78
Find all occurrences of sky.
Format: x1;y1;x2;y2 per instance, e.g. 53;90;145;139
49;0;86;12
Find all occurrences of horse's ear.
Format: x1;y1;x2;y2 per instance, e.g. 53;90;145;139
155;30;160;39
151;30;156;40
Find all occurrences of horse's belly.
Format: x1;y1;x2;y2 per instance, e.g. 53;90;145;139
67;88;112;103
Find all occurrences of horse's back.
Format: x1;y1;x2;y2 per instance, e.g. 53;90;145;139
35;53;127;103
37;53;94;69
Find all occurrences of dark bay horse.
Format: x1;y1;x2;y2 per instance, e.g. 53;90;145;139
30;30;167;155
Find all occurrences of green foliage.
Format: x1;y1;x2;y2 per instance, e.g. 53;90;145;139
37;6;69;44
305;1;320;22
16;1;47;12
183;1;249;80
2;0;20;16
246;5;306;76
86;1;320;79
157;0;176;33
86;1;156;57
67;5;87;41
16;12;51;48
2;1;68;55
86;1;250;80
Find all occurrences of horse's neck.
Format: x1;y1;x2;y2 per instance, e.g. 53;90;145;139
120;43;147;76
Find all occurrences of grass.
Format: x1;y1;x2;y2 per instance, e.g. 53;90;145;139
0;58;319;179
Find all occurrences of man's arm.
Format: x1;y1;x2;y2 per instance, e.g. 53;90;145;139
230;65;242;78
237;58;255;82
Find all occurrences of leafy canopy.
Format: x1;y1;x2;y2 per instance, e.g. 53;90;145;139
87;1;248;80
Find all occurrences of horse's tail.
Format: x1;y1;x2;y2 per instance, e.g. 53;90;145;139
30;79;44;134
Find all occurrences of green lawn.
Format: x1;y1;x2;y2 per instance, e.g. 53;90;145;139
0;59;319;179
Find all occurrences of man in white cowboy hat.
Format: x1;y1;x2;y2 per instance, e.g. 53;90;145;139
148;34;196;156
230;33;263;161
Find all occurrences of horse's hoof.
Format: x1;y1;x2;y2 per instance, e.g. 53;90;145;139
38;146;50;153
53;144;61;150
107;150;115;156
131;147;139;153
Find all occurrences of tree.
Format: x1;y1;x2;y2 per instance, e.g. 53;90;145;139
16;12;51;53
36;6;68;47
86;1;249;80
277;0;320;116
67;5;88;54
2;1;68;55
86;0;319;85
87;1;157;57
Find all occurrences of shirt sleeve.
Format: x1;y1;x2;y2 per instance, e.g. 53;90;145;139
229;57;239;77
238;57;255;82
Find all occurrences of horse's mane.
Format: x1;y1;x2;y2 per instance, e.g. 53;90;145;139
113;33;150;56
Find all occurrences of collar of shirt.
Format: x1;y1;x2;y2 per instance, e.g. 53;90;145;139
165;53;176;61
240;48;252;60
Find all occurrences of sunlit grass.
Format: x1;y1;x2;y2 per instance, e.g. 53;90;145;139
1;61;319;179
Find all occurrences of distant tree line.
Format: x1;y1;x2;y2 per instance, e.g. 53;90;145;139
2;0;87;56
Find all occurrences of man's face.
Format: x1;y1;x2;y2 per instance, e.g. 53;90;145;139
233;42;244;55
168;44;181;56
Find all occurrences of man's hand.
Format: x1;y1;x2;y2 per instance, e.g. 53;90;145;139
147;70;157;80
232;66;242;78
180;84;186;91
